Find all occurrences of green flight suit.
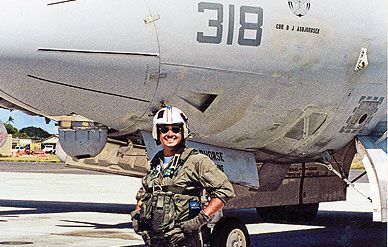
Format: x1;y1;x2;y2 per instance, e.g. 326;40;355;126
135;147;235;247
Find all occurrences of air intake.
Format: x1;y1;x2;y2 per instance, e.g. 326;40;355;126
179;92;217;112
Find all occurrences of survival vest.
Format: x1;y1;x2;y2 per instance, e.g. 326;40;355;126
139;148;202;234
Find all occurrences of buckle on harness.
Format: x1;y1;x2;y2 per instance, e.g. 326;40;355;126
153;185;163;192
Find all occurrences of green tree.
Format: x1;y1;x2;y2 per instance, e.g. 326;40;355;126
13;132;29;138
5;123;18;135
19;126;50;139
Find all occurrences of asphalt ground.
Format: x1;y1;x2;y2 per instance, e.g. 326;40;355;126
0;162;370;182
0;162;384;247
0;162;104;175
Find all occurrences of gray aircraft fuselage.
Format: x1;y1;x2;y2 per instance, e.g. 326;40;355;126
0;0;386;163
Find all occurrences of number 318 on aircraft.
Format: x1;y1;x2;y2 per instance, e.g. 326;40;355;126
197;2;263;46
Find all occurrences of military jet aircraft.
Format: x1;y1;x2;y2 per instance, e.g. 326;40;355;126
0;0;386;245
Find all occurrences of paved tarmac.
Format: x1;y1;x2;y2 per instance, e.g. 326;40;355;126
0;162;385;246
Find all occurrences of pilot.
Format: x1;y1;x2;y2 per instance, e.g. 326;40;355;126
131;106;235;247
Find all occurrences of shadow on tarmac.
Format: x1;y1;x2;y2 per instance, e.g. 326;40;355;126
0;199;136;215
225;208;387;247
56;219;131;229
0;200;386;246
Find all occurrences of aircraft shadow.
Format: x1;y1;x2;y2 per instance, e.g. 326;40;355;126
224;208;382;227
0;200;385;246
224;208;387;247
0;199;136;216
248;226;386;247
56;219;131;229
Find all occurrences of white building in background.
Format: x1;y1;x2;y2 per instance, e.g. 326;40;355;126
42;135;59;147
12;138;32;148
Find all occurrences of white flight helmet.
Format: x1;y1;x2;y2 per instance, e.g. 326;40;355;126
152;106;189;144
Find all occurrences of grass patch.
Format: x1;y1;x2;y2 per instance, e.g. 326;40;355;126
0;154;61;163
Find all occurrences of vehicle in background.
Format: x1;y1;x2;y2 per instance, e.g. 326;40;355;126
11;146;25;156
23;143;42;155
24;144;32;155
42;144;55;154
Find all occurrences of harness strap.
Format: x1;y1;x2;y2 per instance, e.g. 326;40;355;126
147;147;200;195
150;147;196;168
145;186;200;196
179;147;196;163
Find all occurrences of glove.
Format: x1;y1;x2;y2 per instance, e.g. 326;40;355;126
130;209;141;234
141;231;152;246
131;210;152;245
179;210;211;234
165;227;185;245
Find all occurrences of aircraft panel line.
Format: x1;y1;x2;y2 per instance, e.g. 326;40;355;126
27;75;150;103
160;62;269;76
37;48;159;58
47;0;77;6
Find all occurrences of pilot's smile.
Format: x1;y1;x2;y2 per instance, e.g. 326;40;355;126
159;125;182;148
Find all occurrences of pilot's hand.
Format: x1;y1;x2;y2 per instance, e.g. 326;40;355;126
141;231;151;246
179;210;211;234
165;227;185;245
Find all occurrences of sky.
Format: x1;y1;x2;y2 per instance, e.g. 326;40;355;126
0;108;58;134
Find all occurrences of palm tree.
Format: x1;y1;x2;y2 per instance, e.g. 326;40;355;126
6;116;14;124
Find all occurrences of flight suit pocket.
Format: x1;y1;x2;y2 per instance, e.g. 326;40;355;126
140;193;152;221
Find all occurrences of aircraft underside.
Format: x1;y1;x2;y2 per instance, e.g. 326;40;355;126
0;0;386;222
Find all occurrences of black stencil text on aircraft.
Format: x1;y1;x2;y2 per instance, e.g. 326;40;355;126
197;2;263;46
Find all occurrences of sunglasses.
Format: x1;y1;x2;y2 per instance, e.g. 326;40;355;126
159;125;181;134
